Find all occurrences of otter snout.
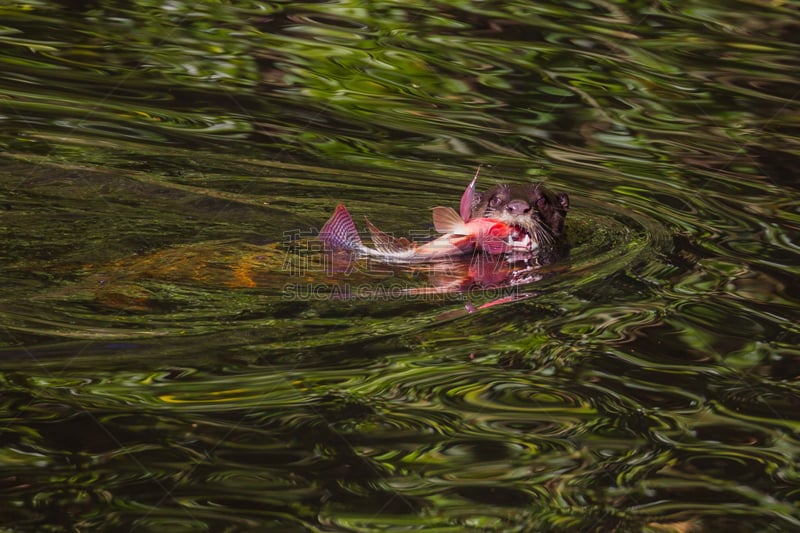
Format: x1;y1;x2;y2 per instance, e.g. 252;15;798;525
506;199;530;215
471;182;570;241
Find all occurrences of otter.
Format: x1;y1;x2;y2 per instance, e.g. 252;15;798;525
467;182;570;249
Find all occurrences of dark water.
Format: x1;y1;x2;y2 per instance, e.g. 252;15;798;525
1;1;799;531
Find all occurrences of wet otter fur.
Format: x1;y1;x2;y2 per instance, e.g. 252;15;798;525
468;183;570;251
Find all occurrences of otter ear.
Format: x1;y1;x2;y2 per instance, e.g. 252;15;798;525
556;192;570;210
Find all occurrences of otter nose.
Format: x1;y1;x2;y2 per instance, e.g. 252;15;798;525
506;199;530;215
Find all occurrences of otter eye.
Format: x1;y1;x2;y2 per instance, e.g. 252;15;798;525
489;196;503;207
536;196;547;210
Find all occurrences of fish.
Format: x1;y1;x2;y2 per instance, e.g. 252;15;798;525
319;203;532;263
319;167;570;264
317;169;571;310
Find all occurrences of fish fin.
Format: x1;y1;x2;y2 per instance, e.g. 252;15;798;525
320;204;363;250
432;206;468;235
459;166;480;222
365;218;412;254
426;261;471;291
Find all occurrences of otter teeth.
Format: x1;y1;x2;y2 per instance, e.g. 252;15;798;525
506;229;533;251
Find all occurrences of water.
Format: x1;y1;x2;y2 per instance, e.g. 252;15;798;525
1;1;799;531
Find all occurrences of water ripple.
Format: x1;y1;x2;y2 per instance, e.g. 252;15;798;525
2;0;800;530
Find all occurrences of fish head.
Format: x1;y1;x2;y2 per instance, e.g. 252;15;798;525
471;183;570;249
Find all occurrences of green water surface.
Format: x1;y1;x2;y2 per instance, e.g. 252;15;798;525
1;1;799;531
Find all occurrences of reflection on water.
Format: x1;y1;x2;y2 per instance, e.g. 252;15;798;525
1;0;799;530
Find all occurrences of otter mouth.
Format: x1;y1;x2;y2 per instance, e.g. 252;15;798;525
488;210;544;253
507;224;536;252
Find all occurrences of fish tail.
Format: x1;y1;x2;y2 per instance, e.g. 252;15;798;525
320;204;364;251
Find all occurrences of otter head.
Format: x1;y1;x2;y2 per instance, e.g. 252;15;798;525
469;183;570;248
